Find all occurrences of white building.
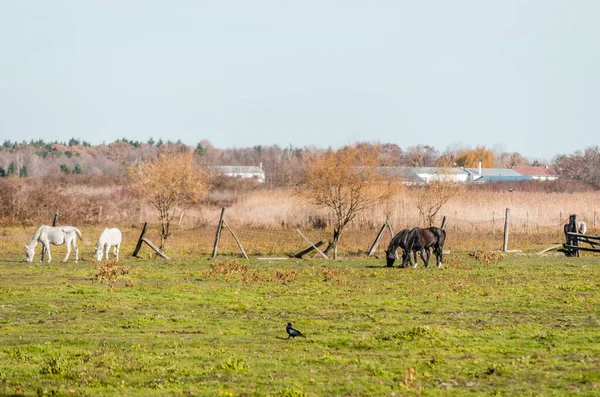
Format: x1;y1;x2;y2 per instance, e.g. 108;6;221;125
210;165;266;183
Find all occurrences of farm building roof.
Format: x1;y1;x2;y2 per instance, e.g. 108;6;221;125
512;166;558;176
210;166;264;174
376;167;427;183
464;167;523;177
472;175;534;183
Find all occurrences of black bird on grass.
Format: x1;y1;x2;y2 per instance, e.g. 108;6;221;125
286;322;306;339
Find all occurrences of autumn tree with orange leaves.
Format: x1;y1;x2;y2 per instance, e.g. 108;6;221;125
302;146;401;258
455;146;495;168
128;149;213;251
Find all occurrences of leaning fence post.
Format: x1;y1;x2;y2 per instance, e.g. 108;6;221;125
212;208;225;258
132;222;148;258
295;229;328;259
385;221;399;259
222;219;249;259
367;221;388;256
503;208;510;252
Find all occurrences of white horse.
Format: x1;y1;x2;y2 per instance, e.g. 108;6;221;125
95;228;122;261
25;226;83;263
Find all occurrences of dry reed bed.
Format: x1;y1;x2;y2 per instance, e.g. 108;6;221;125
207;189;600;231
4;186;600;257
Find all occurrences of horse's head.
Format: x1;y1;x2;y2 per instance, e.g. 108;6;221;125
385;249;396;267
25;245;35;263
94;244;103;261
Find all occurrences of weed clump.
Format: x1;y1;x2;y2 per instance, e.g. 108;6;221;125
210;260;248;277
321;268;346;284
217;358;249;372
276;387;306;397
93;260;129;290
39;354;72;376
377;326;438;343
267;269;298;283
475;250;504;267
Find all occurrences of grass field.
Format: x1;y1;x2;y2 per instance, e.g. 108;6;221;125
1;244;599;396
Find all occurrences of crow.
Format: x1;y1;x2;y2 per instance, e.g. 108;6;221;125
286;322;306;339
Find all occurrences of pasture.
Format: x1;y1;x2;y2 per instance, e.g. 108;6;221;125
0;231;599;396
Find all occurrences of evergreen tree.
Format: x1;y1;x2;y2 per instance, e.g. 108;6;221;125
7;162;16;176
60;164;71;174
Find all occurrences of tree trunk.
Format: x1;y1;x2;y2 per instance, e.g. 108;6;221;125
159;211;171;251
323;228;341;259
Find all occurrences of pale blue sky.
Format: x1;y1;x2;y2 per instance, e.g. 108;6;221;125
1;1;598;160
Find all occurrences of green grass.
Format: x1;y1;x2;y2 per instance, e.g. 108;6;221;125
0;253;599;396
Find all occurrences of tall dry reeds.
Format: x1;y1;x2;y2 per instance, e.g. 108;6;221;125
2;177;600;233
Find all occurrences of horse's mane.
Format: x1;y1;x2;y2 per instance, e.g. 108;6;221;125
27;225;49;247
387;228;409;252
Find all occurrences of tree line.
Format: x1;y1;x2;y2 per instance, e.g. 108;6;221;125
0;138;566;185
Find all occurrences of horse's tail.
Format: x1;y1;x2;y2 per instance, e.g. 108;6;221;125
74;227;83;241
433;228;446;252
435;228;446;247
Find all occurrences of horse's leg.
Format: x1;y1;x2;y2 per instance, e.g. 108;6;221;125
436;246;443;267
404;250;411;267
420;249;428;267
424;249;430;268
115;243;120;261
64;240;72;262
413;250;419;268
105;244;110;260
74;239;79;263
44;242;52;263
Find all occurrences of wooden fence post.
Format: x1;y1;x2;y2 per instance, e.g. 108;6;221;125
178;210;185;227
222;219;249;259
132;222;148;258
503;208;510;252
294;240;326;258
565;214;579;257
295;229;328;259
212;208;225;258
367;221;388;256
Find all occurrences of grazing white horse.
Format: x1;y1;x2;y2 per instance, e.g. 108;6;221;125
95;228;122;261
25;226;83;263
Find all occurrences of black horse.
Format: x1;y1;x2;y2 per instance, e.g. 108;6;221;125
405;227;446;268
385;228;420;267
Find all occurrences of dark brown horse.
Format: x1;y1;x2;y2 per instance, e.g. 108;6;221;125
406;227;446;267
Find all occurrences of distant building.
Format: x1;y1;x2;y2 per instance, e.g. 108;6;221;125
463;163;533;183
513;166;559;181
210;164;266;183
378;162;536;184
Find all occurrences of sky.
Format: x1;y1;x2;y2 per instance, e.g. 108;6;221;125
1;1;599;161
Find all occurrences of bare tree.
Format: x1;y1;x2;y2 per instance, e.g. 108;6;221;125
127;149;213;251
302;146;401;258
414;171;464;226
